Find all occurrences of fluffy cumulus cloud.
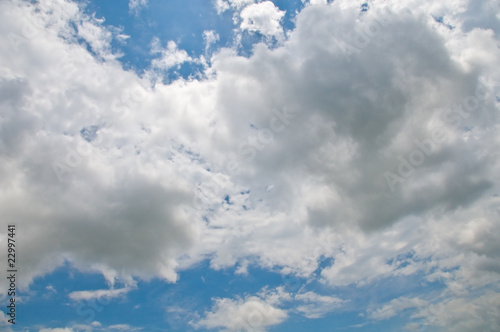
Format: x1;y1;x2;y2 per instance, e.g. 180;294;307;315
194;286;345;330
0;0;200;290
0;0;499;330
240;1;285;39
194;296;287;331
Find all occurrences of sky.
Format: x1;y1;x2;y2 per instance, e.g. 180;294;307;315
0;0;499;331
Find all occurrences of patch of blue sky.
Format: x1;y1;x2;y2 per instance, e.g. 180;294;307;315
18;260;280;329
432;15;455;30
19;258;449;331
79;0;308;77
79;0;233;75
273;0;305;31
80;125;99;142
18;261;109;328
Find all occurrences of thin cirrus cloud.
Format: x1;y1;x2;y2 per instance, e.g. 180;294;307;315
0;0;499;331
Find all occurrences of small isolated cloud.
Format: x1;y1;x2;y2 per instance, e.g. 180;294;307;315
150;38;193;70
240;1;285;40
195;287;345;330
240;1;285;39
46;285;57;293
68;287;132;301
195;296;287;332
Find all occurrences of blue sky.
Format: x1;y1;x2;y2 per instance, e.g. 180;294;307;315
19;259;446;331
1;0;500;331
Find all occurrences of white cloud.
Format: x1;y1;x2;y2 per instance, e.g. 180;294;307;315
38;323;143;332
215;0;256;14
369;297;426;320
294;292;344;319
196;287;345;328
194;296;287;332
46;285;57;293
306;0;329;5
0;311;13;332
411;291;500;331
240;1;285;39
150;38;193;71
77;19;115;60
108;324;143;331
203;30;220;54
68;287;132;301
129;0;148;15
0;0;202;291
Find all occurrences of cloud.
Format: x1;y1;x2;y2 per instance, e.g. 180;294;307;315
294;292;344;319
369;297;426;320
215;0;256;14
203;30;220;54
194;296;287;332
195;287;345;329
46;285;57;293
0;0;202;292
68;287;132;301
239;1;285;39
0;0;499;329
305;0;329;5
38;322;144;332
150;38;193;71
412;291;500;332
128;0;148;15
0;311;14;332
108;324;143;331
